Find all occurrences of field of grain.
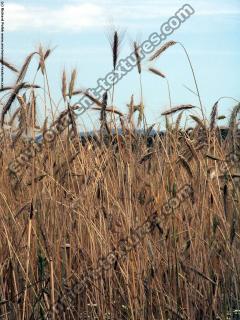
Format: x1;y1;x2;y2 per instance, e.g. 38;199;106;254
0;39;240;320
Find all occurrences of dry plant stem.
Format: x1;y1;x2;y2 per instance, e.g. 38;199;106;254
44;70;55;120
139;74;145;131
177;42;205;121
50;258;55;320
166;79;174;124
166;79;172;109
43;74;47;120
22;216;32;320
139;74;143;105
111;82;115;107
217;96;240;104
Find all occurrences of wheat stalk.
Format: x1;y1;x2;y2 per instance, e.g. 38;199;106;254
0;59;18;73
69;69;77;99
149;41;177;61
149;67;166;78
162;104;195;116
62;70;67;101
134;42;141;74
1;82;27;126
16;52;38;83
210;101;218;130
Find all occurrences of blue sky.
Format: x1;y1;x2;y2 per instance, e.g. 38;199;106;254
4;0;240;129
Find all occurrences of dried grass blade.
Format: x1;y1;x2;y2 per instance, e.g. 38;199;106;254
162;104;195;116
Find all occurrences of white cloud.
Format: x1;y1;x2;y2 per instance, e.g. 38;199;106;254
194;1;240;16
5;1;240;32
6;3;105;32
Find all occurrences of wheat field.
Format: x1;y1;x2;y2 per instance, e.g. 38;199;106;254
0;39;240;320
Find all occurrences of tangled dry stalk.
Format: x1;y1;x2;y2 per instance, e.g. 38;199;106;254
0;40;240;320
